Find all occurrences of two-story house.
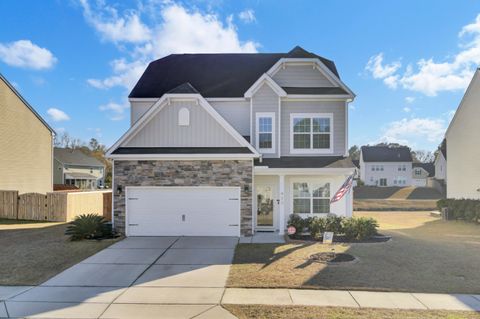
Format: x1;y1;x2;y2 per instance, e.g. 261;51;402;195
360;146;413;187
107;46;356;237
54;148;105;190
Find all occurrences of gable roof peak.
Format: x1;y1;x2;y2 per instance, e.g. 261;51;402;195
287;46;312;58
167;82;199;94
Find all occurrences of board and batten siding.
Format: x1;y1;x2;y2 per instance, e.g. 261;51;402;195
130;99;156;125
272;64;334;87
280;100;346;156
251;84;280;158
125;100;242;148
0;78;53;194
210;100;250;136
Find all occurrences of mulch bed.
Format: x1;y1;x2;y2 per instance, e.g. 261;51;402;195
309;252;356;263
288;234;391;244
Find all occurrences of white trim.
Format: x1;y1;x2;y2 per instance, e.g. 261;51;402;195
244;73;287;98
278;97;281;158
283;95;353;100
446;69;479;137
249;98;253;143
129;97;159;102
255;112;276;154
254;167;355;175
206;97;247;102
345;101;349;156
125;186;241;237
266;58;355;98
289;113;334;154
109;154;256;160
106;93;259;157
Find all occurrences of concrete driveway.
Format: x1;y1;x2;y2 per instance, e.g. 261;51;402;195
3;236;238;319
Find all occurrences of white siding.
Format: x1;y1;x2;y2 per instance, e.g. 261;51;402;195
251;84;280;158
210;100;250;136
272;64;334;87
446;70;480;199
361;162;413;186
281;100;346;156
125;100;242;147
130;100;156;126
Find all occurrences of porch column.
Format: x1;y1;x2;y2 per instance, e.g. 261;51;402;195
279;174;285;235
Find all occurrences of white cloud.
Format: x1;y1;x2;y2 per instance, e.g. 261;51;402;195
99;102;128;121
47;108;70;122
87;127;102;138
405;96;415;103
82;1;259;92
0;40;57;70
366;13;480;96
403;107;411;113
78;0;151;43
349;104;356;111
379;117;446;147
238;9;256;23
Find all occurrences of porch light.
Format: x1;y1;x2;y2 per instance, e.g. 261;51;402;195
116;185;123;195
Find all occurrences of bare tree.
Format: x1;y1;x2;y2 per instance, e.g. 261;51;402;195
412;150;435;163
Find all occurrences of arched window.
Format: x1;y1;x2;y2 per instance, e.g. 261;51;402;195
178;107;190;126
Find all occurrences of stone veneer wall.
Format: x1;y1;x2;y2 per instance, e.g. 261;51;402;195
113;160;253;236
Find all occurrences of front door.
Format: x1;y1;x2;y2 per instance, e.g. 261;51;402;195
379;178;387;187
255;184;276;231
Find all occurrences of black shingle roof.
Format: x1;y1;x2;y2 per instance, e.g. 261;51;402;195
129;46;339;98
361;146;412;162
112;147;253;154
254;156;355;168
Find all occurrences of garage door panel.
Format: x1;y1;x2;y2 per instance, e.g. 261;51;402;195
126;187;240;236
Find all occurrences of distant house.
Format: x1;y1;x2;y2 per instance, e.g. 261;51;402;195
360;146;413;186
434;139;447;181
412;163;435;187
54;148;105;190
0;73;55;194
445;69;480;199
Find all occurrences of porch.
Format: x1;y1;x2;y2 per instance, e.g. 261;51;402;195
253;166;355;235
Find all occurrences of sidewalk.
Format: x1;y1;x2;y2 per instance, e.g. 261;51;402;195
222;288;480;312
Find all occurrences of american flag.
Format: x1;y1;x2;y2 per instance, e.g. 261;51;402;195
330;172;355;203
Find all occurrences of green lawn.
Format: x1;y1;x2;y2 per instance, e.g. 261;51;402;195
224;305;480;319
228;212;480;293
0;220;120;285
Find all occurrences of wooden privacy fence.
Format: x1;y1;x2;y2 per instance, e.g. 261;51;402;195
0;190;112;222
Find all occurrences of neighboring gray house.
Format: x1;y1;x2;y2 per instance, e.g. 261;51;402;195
360;146;413;187
107;46;356;237
434;139;447;181
412;163;435;187
54;148;105;190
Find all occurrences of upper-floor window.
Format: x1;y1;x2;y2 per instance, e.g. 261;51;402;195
414;168;422;176
290;113;333;154
256;112;275;153
398;164;406;171
371;165;384;171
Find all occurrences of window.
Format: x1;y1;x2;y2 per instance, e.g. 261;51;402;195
414;168;422;176
395;176;407;185
256;113;275;153
178;108;190;126
293;181;330;214
290;113;332;153
398;164;406;171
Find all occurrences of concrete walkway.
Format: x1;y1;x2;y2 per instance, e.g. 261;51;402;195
222;288;480;312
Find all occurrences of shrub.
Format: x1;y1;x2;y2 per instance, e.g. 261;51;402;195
437;198;480;223
309;217;326;240
65;214;113;241
324;215;344;234
342;217;378;241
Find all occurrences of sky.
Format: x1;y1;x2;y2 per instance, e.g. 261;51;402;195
1;0;480;152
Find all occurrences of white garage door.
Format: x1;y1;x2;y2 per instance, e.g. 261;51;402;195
126;187;240;236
